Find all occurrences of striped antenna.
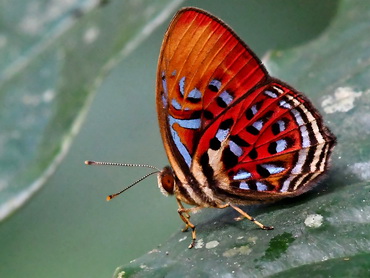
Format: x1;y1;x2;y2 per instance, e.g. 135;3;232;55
84;160;160;200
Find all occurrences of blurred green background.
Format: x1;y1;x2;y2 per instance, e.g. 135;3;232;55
0;0;339;277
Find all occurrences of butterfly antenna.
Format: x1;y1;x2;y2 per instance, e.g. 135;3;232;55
106;170;159;201
84;160;161;200
85;160;160;171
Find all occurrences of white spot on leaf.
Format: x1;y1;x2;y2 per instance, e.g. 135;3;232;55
321;87;363;114
248;236;258;244
116;270;126;278
304;214;323;228
223;245;252;257
350;161;370;180
84;26;100;44
194;238;204;249
43;89;56;103
205;240;219;249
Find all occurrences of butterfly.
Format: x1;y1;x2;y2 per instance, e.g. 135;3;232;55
86;7;336;249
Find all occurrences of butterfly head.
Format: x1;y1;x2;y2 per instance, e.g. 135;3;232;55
157;166;175;196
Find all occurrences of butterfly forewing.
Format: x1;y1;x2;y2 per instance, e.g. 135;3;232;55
156;7;336;207
157;8;268;180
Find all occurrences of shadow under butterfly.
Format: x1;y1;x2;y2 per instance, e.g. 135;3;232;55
85;7;336;249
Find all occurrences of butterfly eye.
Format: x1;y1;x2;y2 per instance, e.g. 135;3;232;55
158;167;175;195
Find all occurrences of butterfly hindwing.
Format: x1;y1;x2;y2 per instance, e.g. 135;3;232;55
193;79;335;198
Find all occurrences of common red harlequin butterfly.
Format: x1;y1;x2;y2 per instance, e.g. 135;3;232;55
86;7;336;249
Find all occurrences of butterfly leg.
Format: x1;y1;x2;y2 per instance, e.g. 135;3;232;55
219;203;274;230
177;209;196;249
176;199;200;249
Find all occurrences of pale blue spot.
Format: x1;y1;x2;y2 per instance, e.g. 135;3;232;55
215;128;229;142
219;90;233;106
264;89;278;98
162;71;167;95
251;104;259;116
239;181;250;190
209;79;222;91
275;139;288;153
168;115;201;167
171;99;182;110
188;88;202;99
256;182;268;191
229;140;243;157
300;125;310;148
252;120;264;131
291;109;304;125
261;164;285;174
171;70;177;76
161;94;168;107
280;181;290;192
233;169;252;180
168;116;201;130
169;125;191;167
277;120;286;132
179;76;186;96
279;99;292;109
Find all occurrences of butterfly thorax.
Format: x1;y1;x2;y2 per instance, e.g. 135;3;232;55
158;165;219;207
157;164;235;208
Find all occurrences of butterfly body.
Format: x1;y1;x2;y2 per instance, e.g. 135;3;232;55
156;8;335;219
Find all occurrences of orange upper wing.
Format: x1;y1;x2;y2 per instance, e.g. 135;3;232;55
156;8;267;176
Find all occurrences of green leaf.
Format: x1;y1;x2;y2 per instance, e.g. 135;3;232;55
115;0;370;276
0;0;183;221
